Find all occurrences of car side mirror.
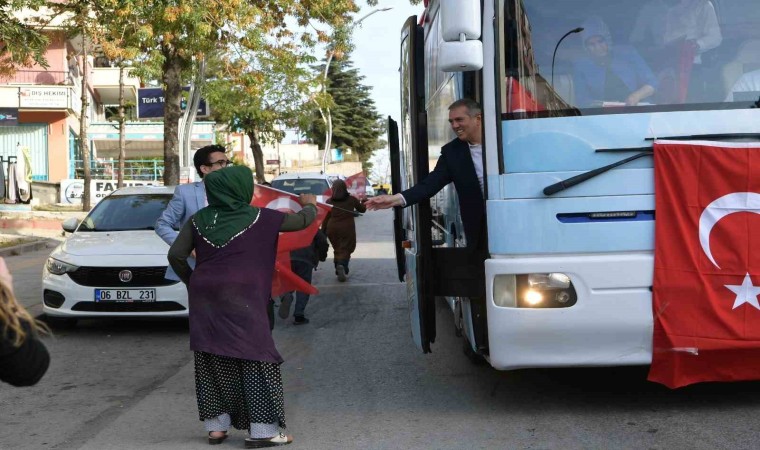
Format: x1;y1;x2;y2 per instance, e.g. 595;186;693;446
61;217;81;233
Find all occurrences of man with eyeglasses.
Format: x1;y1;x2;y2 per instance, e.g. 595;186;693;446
156;145;230;277
155;145;287;328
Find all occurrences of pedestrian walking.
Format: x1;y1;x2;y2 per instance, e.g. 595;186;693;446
278;229;329;325
0;257;50;387
322;179;366;282
167;165;317;447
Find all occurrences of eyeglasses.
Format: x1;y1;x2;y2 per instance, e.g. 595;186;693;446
206;159;232;168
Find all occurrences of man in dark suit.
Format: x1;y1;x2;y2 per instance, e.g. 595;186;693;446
365;98;488;354
365;98;485;247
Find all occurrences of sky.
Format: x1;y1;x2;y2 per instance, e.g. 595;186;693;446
350;0;423;123
349;0;423;178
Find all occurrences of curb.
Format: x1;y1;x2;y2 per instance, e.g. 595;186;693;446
0;238;59;257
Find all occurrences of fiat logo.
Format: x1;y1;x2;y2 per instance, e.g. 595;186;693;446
118;270;133;283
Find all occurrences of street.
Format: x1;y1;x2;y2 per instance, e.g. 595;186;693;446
2;209;760;449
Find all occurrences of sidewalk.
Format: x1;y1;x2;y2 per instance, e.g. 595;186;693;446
0;208;86;239
0;209;84;256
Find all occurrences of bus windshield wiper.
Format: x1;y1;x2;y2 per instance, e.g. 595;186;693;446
543;147;652;196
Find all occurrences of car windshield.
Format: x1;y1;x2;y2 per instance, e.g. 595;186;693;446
78;194;171;232
502;0;760;118
271;178;330;195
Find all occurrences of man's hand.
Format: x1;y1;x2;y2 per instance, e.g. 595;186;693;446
299;194;317;206
364;194;404;210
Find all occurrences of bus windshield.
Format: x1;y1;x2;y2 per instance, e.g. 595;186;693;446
502;0;760;119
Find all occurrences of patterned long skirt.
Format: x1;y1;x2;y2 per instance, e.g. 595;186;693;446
194;351;286;430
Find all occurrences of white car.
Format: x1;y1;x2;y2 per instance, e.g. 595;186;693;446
271;172;343;200
42;186;188;323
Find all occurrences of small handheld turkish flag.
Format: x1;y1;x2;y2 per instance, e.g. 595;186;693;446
649;140;760;388
345;171;368;199
251;184;331;296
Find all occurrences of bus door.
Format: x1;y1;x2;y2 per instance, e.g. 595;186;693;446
394;16;436;353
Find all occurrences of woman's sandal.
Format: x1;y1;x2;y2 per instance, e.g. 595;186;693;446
244;432;293;448
208;431;228;445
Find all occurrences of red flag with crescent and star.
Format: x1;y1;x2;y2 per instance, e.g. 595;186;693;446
649;140;760;388
345;171;368;199
251;184;331;297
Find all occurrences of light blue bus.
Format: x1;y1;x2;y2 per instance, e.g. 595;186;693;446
389;0;760;369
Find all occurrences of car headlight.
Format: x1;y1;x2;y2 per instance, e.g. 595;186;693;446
493;273;577;308
46;258;79;275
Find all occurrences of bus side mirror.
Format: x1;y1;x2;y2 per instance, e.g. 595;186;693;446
439;0;483;72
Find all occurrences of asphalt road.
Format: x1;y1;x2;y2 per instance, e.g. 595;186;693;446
2;209;760;449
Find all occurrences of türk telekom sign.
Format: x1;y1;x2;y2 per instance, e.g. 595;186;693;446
137;87;209;119
19;87;69;108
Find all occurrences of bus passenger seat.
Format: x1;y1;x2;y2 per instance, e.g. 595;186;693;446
721;39;760;98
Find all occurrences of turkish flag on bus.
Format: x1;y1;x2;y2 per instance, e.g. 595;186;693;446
346;171;368;199
252;184;331;296
649;140;760;388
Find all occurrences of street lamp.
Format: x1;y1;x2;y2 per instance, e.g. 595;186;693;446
321;6;393;173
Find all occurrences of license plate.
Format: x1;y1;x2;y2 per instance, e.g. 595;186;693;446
94;288;156;302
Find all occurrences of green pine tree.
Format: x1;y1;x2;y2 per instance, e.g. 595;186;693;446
306;55;385;169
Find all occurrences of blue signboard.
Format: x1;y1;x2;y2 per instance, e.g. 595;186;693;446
137;87;209;119
0;108;19;126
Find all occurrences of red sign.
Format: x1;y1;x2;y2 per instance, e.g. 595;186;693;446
251;184;331;296
265;159;279;165
649;141;760;388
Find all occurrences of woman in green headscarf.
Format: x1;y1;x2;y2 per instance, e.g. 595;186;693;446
168;165;316;447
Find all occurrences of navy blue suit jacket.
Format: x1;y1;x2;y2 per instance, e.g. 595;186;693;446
400;137;485;248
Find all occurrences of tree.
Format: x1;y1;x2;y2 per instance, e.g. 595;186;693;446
97;0;143;188
121;1;367;186
205;3;361;183
305;56;384;169
0;0;49;77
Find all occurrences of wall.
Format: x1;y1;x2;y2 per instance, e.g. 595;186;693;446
31;181;59;205
20;111;69;182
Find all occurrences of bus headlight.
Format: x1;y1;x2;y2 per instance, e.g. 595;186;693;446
493;274;517;307
492;273;577;308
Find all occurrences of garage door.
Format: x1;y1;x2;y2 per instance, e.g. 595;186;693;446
0;123;49;181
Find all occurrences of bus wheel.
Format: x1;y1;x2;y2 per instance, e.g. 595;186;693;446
462;334;486;365
453;299;463;337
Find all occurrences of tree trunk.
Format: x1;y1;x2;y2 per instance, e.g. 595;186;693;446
162;53;182;185
248;130;265;184
79;22;91;211
117;63;126;188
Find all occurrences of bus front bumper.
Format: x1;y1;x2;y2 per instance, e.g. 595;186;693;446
484;252;654;370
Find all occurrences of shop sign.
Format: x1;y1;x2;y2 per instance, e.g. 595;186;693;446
60;179;161;205
137;87;209;119
19;87;69;109
0;108;18;126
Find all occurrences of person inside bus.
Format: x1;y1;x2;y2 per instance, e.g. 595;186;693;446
572;16;658;108
364;98;489;351
629;0;722;102
364;98;485;249
724;69;760;102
